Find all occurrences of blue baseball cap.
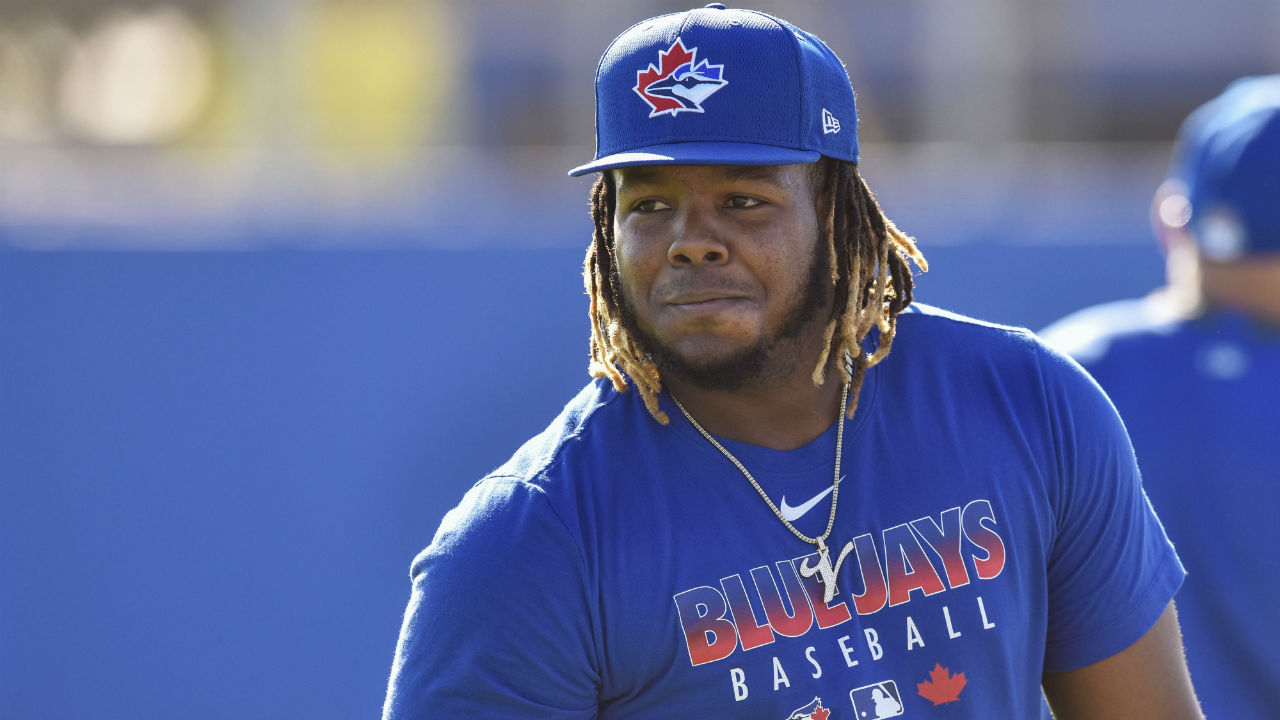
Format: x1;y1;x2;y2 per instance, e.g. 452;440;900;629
568;3;859;177
1169;75;1280;259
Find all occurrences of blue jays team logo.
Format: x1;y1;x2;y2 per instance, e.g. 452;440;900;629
634;38;728;117
785;696;831;720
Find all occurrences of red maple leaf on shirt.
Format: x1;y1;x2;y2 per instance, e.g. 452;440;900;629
810;705;830;720
917;663;967;705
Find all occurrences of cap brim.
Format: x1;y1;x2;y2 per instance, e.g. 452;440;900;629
568;141;822;177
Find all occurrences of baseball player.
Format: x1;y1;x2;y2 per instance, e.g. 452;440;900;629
1041;75;1280;718
384;6;1201;718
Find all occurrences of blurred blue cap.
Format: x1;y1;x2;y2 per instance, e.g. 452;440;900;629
1170;75;1280;259
568;4;858;177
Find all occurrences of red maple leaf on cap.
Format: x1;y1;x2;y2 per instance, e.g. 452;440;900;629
810;705;830;720
635;39;696;114
917;663;967;705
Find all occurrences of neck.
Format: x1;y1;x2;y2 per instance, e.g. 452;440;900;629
1178;252;1280;327
664;358;846;449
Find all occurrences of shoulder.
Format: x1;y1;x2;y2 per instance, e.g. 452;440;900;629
890;303;1124;444
893;302;1078;383
487;379;628;486
898;302;1040;346
486;378;656;498
1038;296;1185;366
420;380;640;565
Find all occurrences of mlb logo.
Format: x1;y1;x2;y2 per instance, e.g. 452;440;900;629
848;681;904;719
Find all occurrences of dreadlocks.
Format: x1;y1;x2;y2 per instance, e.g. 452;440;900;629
582;157;927;424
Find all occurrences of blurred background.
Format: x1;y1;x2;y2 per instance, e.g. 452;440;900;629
1;1;1277;717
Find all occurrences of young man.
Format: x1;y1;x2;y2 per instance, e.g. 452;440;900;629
1041;75;1280;718
384;6;1201;718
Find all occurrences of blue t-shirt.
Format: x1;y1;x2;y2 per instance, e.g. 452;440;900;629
384;304;1183;719
1042;299;1280;718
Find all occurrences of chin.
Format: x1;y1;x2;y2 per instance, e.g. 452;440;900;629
653;338;773;391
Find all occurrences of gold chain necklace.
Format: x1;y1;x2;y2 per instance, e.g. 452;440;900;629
670;382;850;603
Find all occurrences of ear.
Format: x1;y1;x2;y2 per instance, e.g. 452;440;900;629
809;159;836;239
1151;179;1194;256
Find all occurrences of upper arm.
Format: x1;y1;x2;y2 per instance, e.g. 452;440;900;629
1028;341;1200;716
1042;601;1202;719
1035;342;1185;670
383;479;600;719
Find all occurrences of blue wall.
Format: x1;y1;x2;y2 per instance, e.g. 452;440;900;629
0;242;1163;718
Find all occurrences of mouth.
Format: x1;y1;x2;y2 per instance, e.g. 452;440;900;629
663;292;756;320
666;291;750;307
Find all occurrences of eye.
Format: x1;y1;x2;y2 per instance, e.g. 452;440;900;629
631;198;671;213
726;195;764;209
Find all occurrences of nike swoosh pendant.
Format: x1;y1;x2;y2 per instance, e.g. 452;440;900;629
779;475;845;522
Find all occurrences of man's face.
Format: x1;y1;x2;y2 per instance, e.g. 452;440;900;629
610;163;833;390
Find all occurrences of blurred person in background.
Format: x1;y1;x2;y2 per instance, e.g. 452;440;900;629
1041;75;1280;718
384;5;1202;718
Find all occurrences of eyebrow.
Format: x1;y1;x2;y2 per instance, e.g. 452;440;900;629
723;165;788;183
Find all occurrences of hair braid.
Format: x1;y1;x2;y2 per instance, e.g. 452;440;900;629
584;173;669;422
582;160;926;424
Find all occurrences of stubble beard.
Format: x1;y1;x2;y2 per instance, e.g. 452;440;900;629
614;244;833;392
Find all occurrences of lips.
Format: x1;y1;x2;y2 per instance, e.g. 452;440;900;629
660;278;756;306
661;292;758;323
666;291;749;306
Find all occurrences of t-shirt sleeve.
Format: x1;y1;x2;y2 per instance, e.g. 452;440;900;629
1035;343;1185;673
382;477;600;719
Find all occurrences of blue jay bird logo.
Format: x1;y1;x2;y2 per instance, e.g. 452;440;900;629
785;696;831;720
634;38;728;117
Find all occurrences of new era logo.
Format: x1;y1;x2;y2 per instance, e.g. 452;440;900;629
822;108;841;135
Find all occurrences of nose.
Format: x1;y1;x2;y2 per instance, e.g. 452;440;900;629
667;206;729;266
